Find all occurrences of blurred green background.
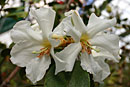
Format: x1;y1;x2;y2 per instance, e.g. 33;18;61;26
0;0;130;87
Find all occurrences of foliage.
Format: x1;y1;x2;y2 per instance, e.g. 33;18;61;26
44;61;90;87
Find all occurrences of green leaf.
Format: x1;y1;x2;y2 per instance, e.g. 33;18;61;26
0;42;6;55
0;17;21;34
44;63;70;87
0;0;5;6
4;7;25;13
99;1;108;11
94;6;101;16
44;61;90;87
6;12;28;18
32;0;41;3
0;42;6;50
19;67;27;80
99;0;112;11
1;48;11;57
68;61;90;87
120;30;130;37
106;5;112;13
53;4;66;10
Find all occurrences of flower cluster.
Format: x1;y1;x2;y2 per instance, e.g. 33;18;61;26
10;6;120;84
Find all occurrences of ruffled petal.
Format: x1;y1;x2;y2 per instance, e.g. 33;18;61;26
92;47;119;62
50;48;66;75
26;55;51;84
11;20;43;43
53;16;72;35
48;35;61;47
93;57;110;82
51;16;81;42
30;7;56;38
80;52;102;76
55;42;81;72
48;16;70;47
80;52;110;82
31;23;42;33
10;41;43;67
71;10;87;33
89;34;120;62
87;13;116;38
66;27;81;42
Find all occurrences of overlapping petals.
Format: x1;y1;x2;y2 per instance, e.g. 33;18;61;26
87;13;116;38
89;34;120;62
52;10;120;82
10;6;120;84
30;7;55;38
26;55;51;83
10;6;65;83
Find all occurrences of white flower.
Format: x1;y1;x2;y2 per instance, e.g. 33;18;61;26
52;10;120;82
10;7;66;84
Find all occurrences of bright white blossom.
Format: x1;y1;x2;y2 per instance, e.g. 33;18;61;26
10;6;120;83
51;10;120;82
10;7;68;83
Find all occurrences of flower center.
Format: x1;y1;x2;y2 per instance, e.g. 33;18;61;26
32;39;51;58
80;33;100;54
32;34;75;58
52;34;74;51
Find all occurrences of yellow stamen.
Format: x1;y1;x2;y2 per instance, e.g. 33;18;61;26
83;41;100;53
80;33;100;54
80;33;89;41
52;34;75;48
32;38;51;58
32;34;75;58
32;48;48;54
51;34;63;39
74;11;79;16
33;47;50;58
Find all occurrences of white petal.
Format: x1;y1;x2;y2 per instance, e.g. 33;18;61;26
50;48;66;75
93;57;110;82
64;10;74;16
26;55;51;84
71;10;87;33
80;52;102;76
92;47;119;62
48;36;60;47
31;23;42;33
66;27;81;42
53;16;72;35
10;41;43;67
52;16;81;42
11;20;43;43
80;52;110;82
55;42;81;72
89;34;120;62
87;13;116;38
30;7;56;37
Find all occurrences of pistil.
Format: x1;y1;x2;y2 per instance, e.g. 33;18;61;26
32;47;50;58
52;34;74;50
80;40;100;54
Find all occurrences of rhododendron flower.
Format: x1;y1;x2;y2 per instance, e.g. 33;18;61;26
52;11;120;82
10;7;68;83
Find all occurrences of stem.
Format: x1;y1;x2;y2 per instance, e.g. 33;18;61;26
84;41;100;52
43;0;47;5
0;0;9;11
66;0;72;10
0;66;20;87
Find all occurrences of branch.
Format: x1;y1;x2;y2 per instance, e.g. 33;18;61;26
0;66;20;87
0;0;9;11
66;0;72;11
43;0;47;5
